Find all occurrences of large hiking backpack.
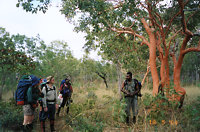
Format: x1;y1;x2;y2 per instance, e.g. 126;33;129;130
15;75;36;105
60;79;72;96
134;79;142;97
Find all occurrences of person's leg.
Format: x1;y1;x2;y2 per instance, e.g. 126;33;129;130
49;104;56;132
40;107;48;132
23;115;29;125
27;115;34;130
23;104;34;131
66;97;71;114
50;104;56;131
57;96;67;116
131;98;138;124
125;97;131;124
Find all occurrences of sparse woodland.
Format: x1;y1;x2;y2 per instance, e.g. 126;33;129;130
0;0;200;131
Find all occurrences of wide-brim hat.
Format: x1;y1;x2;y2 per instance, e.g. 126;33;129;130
46;76;54;83
63;74;71;81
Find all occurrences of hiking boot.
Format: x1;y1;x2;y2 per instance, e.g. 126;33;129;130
133;116;136;124
27;123;33;130
50;120;56;132
66;107;69;114
56;107;61;117
23;125;29;132
126;116;129;125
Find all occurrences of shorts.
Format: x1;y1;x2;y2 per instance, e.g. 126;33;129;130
23;104;35;116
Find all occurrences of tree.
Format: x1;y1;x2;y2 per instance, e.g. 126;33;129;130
60;0;200;105
0;27;36;100
17;0;200;105
37;40;80;84
181;52;200;84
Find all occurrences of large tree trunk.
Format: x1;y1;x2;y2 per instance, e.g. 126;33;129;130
173;58;186;106
149;37;160;95
160;54;170;98
172;35;191;103
141;18;160;96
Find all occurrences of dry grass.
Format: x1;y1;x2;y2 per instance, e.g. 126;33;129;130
2;82;200;132
184;85;200;103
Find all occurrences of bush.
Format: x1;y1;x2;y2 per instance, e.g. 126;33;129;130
0;99;23;130
180;96;200;131
66;98;105;132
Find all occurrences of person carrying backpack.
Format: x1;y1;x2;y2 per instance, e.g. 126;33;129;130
21;75;43;132
40;76;58;132
56;75;73;116
121;72;140;124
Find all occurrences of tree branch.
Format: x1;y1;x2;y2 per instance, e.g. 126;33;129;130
178;0;193;36
165;11;181;36
168;29;182;51
182;40;200;55
110;27;150;46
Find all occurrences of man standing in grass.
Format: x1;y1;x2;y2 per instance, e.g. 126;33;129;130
121;72;139;124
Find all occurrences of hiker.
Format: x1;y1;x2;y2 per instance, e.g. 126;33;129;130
121;72;139;124
40;76;58;132
22;76;43;131
56;75;73;116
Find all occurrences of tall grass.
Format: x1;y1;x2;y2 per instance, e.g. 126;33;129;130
1;82;200;131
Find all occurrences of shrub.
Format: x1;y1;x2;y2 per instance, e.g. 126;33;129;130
0;99;23;130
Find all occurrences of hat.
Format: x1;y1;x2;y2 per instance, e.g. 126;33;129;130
63;73;70;81
65;75;71;81
42;78;47;83
31;76;41;86
46;76;54;83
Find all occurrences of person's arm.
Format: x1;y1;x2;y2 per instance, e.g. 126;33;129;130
55;86;58;104
59;84;63;92
38;86;44;98
121;82;125;92
121;82;130;95
55;86;59;109
70;85;73;93
42;86;47;111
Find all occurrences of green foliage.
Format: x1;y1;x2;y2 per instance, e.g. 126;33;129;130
179;96;200;131
142;92;180;125
0;27;36;72
16;0;50;13
70;115;104;132
181;52;200;84
110;98;127;123
142;93;152;106
65;93;104;132
86;91;97;109
0;99;23;130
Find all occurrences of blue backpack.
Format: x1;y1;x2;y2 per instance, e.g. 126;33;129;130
15;75;36;105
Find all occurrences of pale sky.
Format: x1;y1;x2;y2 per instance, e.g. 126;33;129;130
0;0;101;60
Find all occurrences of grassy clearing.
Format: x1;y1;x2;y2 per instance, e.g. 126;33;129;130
1;83;200;132
67;82;200;132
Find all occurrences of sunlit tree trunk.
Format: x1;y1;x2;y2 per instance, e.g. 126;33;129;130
141;18;160;96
